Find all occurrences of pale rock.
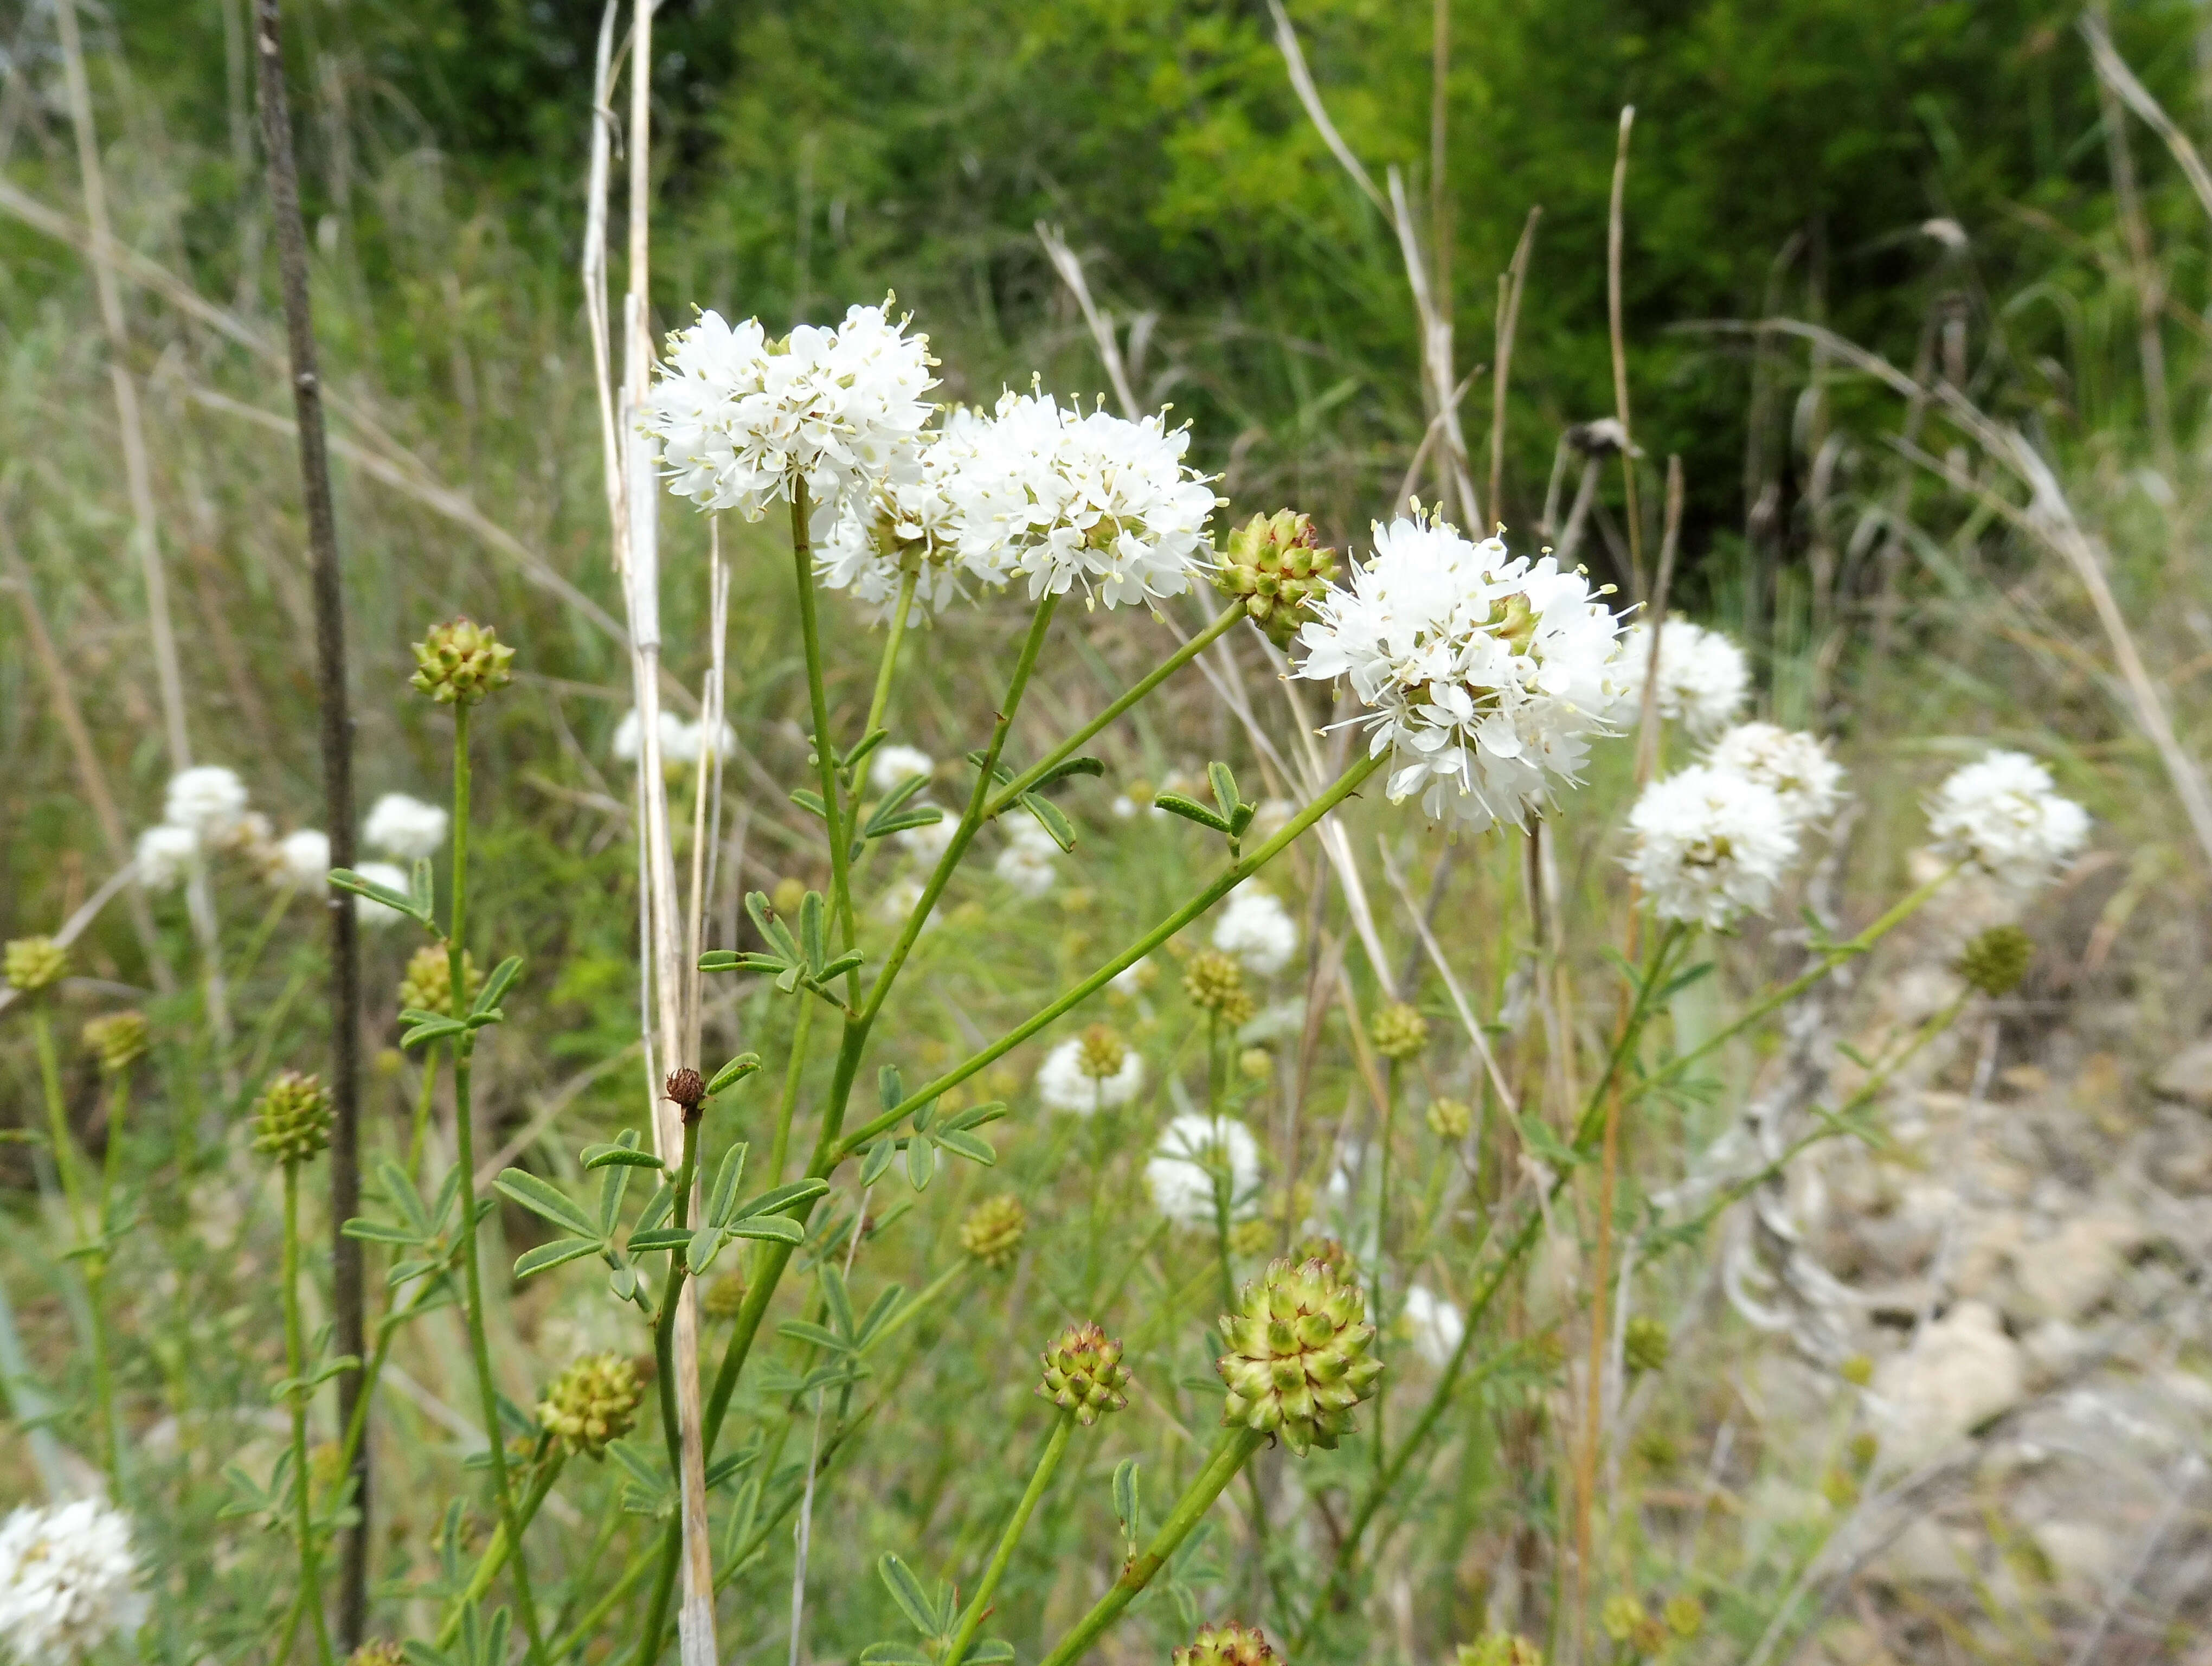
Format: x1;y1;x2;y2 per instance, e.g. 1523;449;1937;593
2155;1039;2212;1109
2022;1319;2097;1380
1867;1516;1977;1586
1951;1210;2026;1302
2030;1520;2123;1600
1870;1301;2025;1465
2009;1216;2140;1323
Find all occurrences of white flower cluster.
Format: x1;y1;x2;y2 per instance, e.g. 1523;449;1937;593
1294;516;1624;834
0;1500;145;1666
1612;620;1750;736
1210;889;1299;977
611;711;737;771
645;302;937;523
1705;721;1847;825
1147;1113;1261;1226
364;793;448;861
1398;1283;1464;1369
1626;765;1800;929
1927;749;2089;893
1034;1037;1146;1114
648;302;1218;618
994;818;1062;898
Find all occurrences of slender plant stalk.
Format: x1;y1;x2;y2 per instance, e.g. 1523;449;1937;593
982;602;1244;819
635;1114;706;1657
29;1010;89;1233
941;1412;1076;1666
437;1451;568;1648
863;568;921;740
281;1160;335;1666
1034;1427;1265;1666
791;479;860;969
30;1010;119;1481
768;1001;814;1185
445;704;548;1665
1369;1060;1403;1478
88;1066;131;1484
250;2;368;1637
408;1049;439;1178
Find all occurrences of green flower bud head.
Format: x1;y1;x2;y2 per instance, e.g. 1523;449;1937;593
1173;1622;1279;1666
1623;1315;1670;1376
1038;1322;1132;1425
3;936;67;996
1216;1255;1382;1456
81;1011;149;1075
398;946;482;1017
253;1070;335;1164
1456;1635;1544;1666
1291;1235;1353;1282
1370;1002;1430;1062
539;1351;642;1458
349;1641;407;1666
1955;924;2033;997
1236;1047;1273;1083
1228;1217;1276;1258
1599;1595;1650;1646
1426;1097;1472;1140
1183;950;1255;1026
1076;1024;1128;1080
1213;510;1339;646
961;1194;1027;1270
702;1275;748;1322
410;617;515;705
1662;1595;1704;1640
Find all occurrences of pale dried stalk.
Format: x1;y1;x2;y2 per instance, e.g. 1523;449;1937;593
1489;209;1539;526
1605;106;1643;597
2083;17;2212;235
1036;223;1140;420
53;0;189;773
584;3;717;1657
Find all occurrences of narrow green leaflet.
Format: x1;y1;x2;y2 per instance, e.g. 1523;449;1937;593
492;1169;598;1239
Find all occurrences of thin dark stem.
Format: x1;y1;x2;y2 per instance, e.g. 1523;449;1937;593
282;1162;333;1666
252;3;365;1640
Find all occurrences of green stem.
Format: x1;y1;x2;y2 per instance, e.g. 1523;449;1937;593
863;567;921;741
30;1009;88;1235
233;881;299;990
1033;1427;1265;1666
446;703;548;1666
982;602;1244;821
636;1113;705;1666
283;1161;335;1666
553;1540;657;1659
769;1002;814;1186
33;1008;117;1481
941;1412;1076;1666
841;754;1386;1159
792;478;860;972
437;1450;567;1648
1372;1061;1401;1479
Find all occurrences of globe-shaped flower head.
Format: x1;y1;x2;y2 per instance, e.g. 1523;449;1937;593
1925;749;2089;894
1213;510;1340;645
1295;515;1624;835
1705;722;1847;827
252;1070;335;1164
1625;765;1800;929
81;1013;149;1077
960;1195;1027;1270
1173;1623;1280;1666
3;938;67;998
0;1499;146;1666
1037;1322;1133;1425
411;619;515;706
1611;620;1750;738
538;1353;642;1459
1215;1254;1382;1455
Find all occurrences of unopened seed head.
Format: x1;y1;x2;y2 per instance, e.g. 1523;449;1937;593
81;1013;149;1076
1955;924;2033;998
1370;1002;1430;1061
961;1194;1027;1270
409;618;515;706
1215;1255;1382;1456
349;1642;407;1666
1037;1321;1131;1425
1624;1315;1670;1375
3;937;67;997
1173;1622;1279;1666
1425;1097;1472;1140
1075;1024;1128;1080
538;1353;642;1459
398;946;481;1017
1228;1218;1276;1258
702;1275;748;1321
1214;510;1339;645
1182;950;1255;1025
1456;1635;1544;1666
665;1067;708;1118
252;1071;334;1165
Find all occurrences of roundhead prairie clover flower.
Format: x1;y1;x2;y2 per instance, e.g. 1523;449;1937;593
0;1498;146;1666
1611;619;1750;738
1955;923;2035;997
1034;1026;1145;1114
363;792;448;860
1212;509;1340;645
1182;949;1255;1027
1174;1623;1281;1666
398;944;483;1017
1705;721;1847;827
1148;1113;1262;1227
1294;514;1624;835
411;618;514;706
82;1012;149;1075
1399;1281;1465;1369
943;388;1220;609
1624;1314;1670;1375
1626;764;1799;930
869;743;935;792
960;1194;1027;1269
3;937;67;996
269;828;331;890
133;824;197;892
1425;1096;1472;1139
163;764;249;840
1036;1322;1132;1424
994;818;1060;898
1216;1254;1383;1455
538;1351;642;1459
1209;888;1298;978
253;1070;334;1164
352;862;413;929
1926;749;2090;894
1370;1001;1430;1062
645;300;936;526
819;407;994;619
